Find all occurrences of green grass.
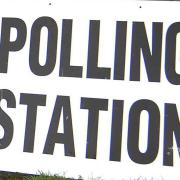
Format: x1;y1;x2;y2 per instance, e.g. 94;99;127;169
25;175;67;180
25;171;84;180
0;171;83;180
0;172;165;180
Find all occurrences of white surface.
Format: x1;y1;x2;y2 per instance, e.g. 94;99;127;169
0;0;179;179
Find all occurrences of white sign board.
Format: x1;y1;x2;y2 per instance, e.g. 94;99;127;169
0;0;180;179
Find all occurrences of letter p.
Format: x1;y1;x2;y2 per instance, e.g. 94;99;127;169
0;18;27;73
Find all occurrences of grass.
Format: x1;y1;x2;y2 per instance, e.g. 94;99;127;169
24;172;81;180
0;171;83;180
0;172;165;180
25;175;67;180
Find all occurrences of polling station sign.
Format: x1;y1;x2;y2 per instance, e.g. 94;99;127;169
0;0;180;179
